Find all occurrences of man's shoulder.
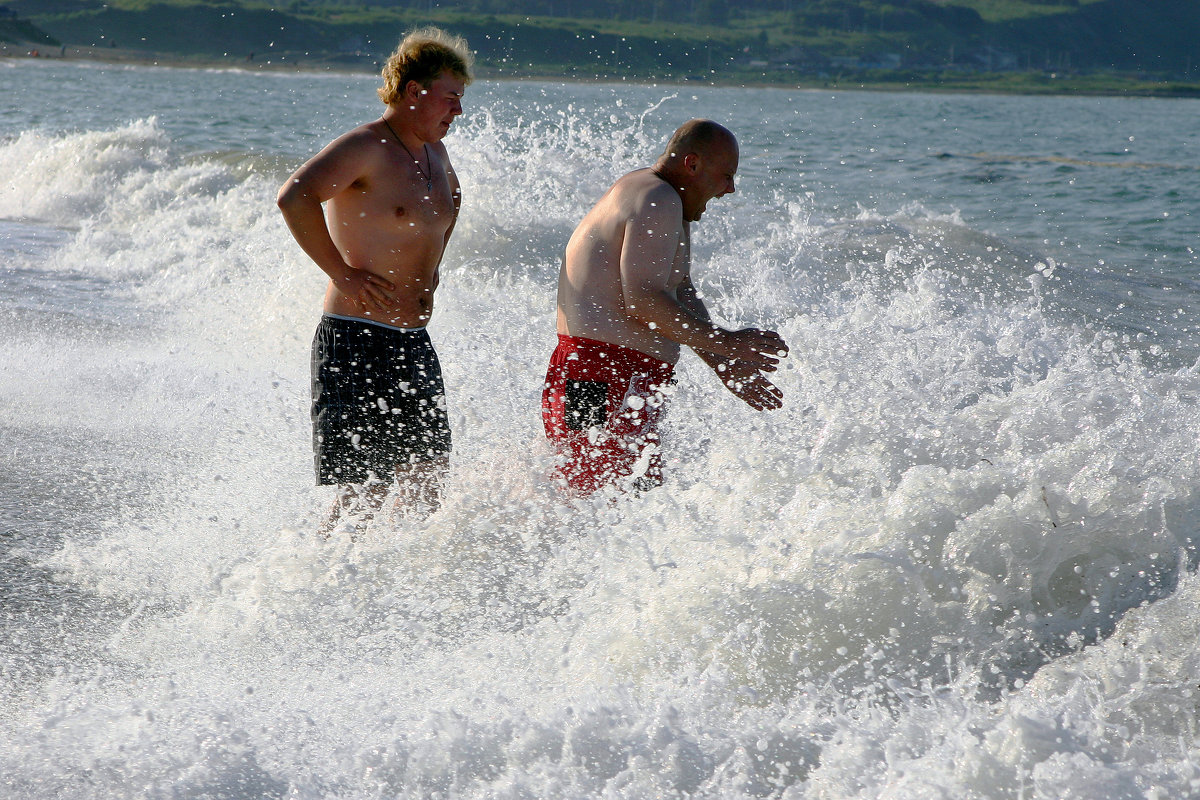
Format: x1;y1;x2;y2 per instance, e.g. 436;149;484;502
308;122;390;174
330;120;388;149
614;169;679;208
309;121;384;160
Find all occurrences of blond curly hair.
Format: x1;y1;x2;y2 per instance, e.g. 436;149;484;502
378;27;473;105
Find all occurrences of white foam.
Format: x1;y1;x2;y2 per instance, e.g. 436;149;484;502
4;90;1200;798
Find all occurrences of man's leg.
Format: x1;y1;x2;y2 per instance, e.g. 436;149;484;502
383;328;451;519
317;476;392;537
319;457;448;536
390;455;450;519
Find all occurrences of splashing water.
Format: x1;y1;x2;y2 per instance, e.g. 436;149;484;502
3;62;1200;798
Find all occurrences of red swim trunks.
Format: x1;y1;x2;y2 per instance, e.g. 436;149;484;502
542;334;676;495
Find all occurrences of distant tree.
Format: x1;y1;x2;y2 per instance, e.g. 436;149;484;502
696;0;727;25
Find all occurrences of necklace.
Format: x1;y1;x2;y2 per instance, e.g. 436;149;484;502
381;117;432;191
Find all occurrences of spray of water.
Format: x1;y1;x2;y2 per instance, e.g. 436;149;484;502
3;94;1200;798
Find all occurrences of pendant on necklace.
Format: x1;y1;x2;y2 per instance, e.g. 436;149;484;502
380;117;434;194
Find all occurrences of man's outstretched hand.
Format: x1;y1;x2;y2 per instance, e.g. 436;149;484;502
720;328;789;371
712;357;785;411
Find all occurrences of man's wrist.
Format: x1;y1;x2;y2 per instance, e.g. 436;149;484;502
693;342;730;368
695;326;733;360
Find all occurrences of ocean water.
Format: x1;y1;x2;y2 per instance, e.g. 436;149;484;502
2;57;1200;799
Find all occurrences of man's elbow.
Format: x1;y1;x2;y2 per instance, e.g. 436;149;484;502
276;182;299;212
622;287;667;323
277;176;317;214
625;305;661;331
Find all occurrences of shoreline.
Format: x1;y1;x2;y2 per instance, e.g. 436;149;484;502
4;42;1200;99
0;41;372;72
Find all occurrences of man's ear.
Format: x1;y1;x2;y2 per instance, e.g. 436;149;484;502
404;79;424;105
683;153;700;174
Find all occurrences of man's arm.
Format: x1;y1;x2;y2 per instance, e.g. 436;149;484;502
619;191;787;370
430;141;460;293
277;129;396;311
435;141;461;254
677;275;785;410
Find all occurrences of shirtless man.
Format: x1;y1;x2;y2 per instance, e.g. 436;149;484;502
542;119;789;495
277;28;471;529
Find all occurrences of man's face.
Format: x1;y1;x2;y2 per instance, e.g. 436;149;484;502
686;141;738;222
409;72;466;142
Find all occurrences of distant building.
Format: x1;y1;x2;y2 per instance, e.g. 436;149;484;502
769;46;827;72
338;36;369;55
826;53;902;71
972;46;1017;71
861;53;902;69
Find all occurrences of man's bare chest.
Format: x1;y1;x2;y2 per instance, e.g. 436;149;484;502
335;173;455;233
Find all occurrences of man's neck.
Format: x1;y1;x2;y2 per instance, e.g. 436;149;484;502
650;163;685;194
382;110;427;150
650;163;689;221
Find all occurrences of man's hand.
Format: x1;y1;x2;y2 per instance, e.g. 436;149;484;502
712;358;784;410
717;328;789;371
338;268;397;312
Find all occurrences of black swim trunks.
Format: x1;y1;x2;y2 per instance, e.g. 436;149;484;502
311;314;451;485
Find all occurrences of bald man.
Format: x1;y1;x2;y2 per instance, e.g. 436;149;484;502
542;119;789;495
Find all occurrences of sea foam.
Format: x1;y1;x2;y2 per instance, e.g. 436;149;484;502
4;87;1200;798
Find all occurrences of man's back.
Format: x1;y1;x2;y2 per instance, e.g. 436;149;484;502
542;119;787;495
556;168;688;364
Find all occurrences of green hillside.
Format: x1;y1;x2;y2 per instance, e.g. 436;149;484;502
0;13;59;46
3;0;1198;92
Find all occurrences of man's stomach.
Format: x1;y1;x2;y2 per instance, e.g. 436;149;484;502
323;280;435;329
